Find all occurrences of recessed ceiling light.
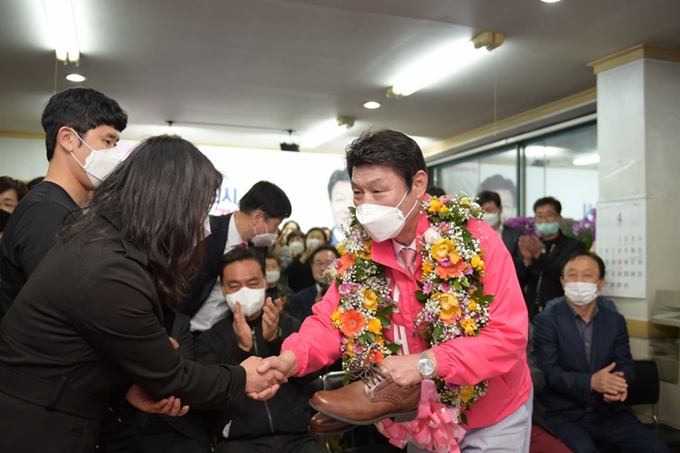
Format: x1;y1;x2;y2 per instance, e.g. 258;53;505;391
541;0;561;3
66;73;86;82
363;101;381;110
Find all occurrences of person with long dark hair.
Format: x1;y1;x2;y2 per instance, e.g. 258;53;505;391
0;135;286;452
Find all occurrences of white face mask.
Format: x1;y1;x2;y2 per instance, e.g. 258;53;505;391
355;190;418;243
266;270;280;284
306;237;322;249
252;218;278;247
225;287;266;318
483;212;500;227
564;282;599;306
69;128;122;187
289;241;305;254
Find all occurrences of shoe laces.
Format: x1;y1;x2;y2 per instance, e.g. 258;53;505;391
356;362;388;389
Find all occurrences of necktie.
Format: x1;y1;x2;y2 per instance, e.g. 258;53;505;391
236;242;247;248
400;247;416;277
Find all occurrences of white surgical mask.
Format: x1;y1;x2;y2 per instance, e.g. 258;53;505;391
483;212;500;228
225;287;266;317
306;237;322;249
355;191;418;243
289;241;305;254
69;128;122;187
252;219;278;247
266;270;280;284
564;282;599;306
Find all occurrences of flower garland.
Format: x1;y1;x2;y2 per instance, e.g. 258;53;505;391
331;193;494;423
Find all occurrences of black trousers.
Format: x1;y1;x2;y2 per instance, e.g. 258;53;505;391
215;433;326;453
548;410;670;453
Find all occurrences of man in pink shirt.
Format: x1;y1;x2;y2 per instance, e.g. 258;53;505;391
259;129;533;452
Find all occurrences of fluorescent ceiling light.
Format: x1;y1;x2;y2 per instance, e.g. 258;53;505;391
363;101;381;110
541;0;561;3
303;117;354;149
524;146;564;158
386;32;504;98
66;73;86;82
43;0;80;63
573;154;600;166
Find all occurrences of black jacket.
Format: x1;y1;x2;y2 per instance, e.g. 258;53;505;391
177;213;267;318
289;284;319;322
518;232;585;319
500;223;524;275
0;214;246;452
196;311;317;440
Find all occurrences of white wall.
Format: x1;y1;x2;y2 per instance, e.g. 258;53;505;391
0;136;346;232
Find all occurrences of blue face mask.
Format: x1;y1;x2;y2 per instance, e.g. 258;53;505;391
536;221;559;237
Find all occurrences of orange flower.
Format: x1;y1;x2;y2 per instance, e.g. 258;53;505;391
366;349;384;365
339;309;367;339
337;254;355;276
435;260;467;279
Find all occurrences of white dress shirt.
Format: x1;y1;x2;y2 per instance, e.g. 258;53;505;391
190;216;245;332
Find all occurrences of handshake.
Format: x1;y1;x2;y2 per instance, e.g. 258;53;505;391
241;350;299;401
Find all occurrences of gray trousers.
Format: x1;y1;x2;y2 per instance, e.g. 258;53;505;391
408;389;533;453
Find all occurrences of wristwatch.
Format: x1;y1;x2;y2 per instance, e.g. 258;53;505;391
417;351;435;379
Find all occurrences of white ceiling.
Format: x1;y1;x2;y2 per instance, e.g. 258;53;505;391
2;0;680;153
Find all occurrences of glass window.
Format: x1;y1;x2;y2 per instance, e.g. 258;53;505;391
433;147;518;219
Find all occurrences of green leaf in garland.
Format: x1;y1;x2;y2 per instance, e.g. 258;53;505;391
386;342;402;354
377;315;390;327
460;412;468;425
415;290;428;302
342;372;352;386
366;332;375;342
453;280;461;291
461;278;470;287
378;305;394;316
432;324;443;341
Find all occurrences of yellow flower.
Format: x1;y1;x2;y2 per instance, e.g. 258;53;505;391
363;289;378;311
435;293;460;322
440;205;449;214
461;197;470;206
337;244;346;255
344;340;355;357
431;238;460;264
471;255;485;270
359;240;372;260
368;318;382;335
468;300;478;312
461;318;477;335
376;336;385;347
458;385;475;403
421;260;434;277
331;310;341;327
428;199;443;213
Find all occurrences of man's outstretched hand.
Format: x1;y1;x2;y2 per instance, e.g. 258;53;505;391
125;384;189;417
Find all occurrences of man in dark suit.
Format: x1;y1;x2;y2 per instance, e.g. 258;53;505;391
477;190;523;275
177;181;292;333
519;196;585;319
289;245;340;322
533;251;669;453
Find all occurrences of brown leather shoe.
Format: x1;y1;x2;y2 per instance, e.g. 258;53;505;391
309;363;420;425
308;412;354;435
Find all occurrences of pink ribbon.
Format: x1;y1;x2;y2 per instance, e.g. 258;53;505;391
375;380;465;452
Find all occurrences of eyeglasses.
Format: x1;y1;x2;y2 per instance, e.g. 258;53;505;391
535;213;558;222
312;260;335;268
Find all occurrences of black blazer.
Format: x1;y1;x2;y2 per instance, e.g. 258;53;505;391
533;299;635;424
0;214;246;452
289;284;319;322
501;224;524;274
519;232;585;319
177;213;267;318
101;313;211;451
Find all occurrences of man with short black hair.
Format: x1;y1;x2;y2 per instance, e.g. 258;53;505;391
178;180;292;333
196;248;324;453
477;190;523;275
519;196;585;319
0;87;128;318
533;251;670;453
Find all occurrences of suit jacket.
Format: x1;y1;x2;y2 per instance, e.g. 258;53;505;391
0;214;246;452
101;312;211;451
501;224;523;274
519;232;585;319
289;284;319;321
177;213;267;318
533;299;635;424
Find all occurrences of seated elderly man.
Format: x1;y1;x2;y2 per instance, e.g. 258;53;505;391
196;247;324;453
533;251;669;453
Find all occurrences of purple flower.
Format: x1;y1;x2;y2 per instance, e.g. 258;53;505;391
423;281;434;294
439;282;451;293
505;216;538;237
339;282;360;296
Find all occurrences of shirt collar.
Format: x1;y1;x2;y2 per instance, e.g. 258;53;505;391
392;238;416;268
226;213;245;249
566;298;599;322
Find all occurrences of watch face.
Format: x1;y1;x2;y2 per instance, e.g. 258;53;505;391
418;360;434;376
